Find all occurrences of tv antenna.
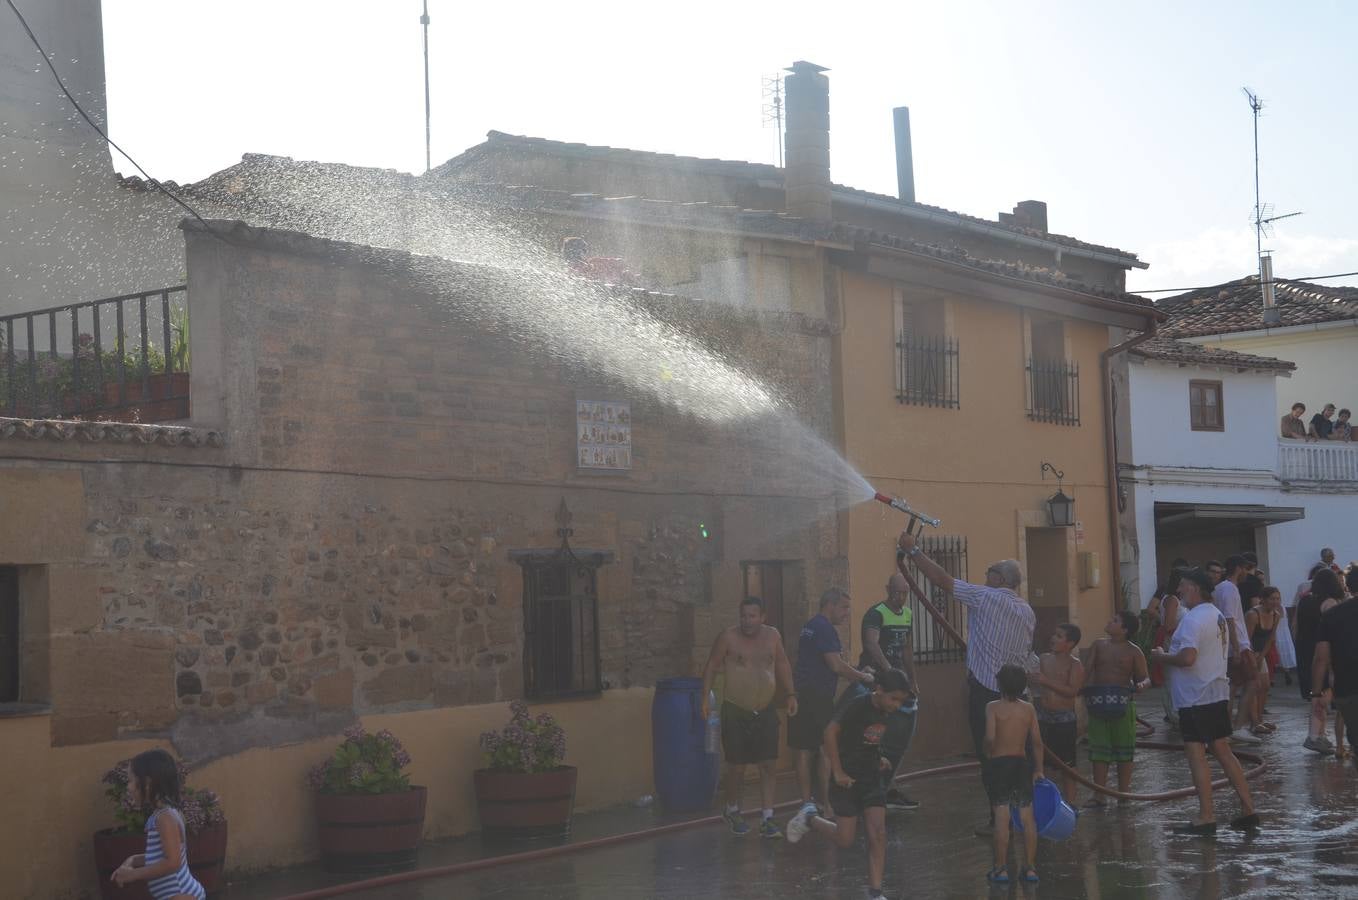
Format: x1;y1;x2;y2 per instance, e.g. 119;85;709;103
762;73;784;167
421;1;432;173
1243;88;1302;253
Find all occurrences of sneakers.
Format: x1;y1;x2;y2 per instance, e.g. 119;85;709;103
1303;736;1335;755
785;808;811;844
758;817;783;839
722;809;750;835
1230;727;1263;745
884;789;920;811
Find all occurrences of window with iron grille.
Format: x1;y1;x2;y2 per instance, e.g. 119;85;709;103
895;297;959;408
1025;358;1080;426
1189;380;1224;431
520;558;602;700
905;536;968;664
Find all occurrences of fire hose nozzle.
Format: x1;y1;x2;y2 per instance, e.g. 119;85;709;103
872;492;942;528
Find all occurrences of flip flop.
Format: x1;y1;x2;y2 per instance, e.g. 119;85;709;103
1022;867;1040;883
1171;821;1217;836
986;866;1010;884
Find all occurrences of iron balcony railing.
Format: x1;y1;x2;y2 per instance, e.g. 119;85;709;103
906;535;969;664
1026;357;1080;426
0;287;189;422
896;333;960;408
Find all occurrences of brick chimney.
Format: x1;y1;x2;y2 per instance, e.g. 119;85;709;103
783;61;832;222
998;200;1048;232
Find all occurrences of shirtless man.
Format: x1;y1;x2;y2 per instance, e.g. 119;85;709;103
1081;611;1150;805
1030;623;1085;805
701;596;797;838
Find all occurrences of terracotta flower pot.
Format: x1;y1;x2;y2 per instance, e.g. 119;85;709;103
474;766;577;839
100;372;190;423
314;786;427;873
91;822;229;899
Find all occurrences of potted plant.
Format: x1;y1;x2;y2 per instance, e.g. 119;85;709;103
474;700;576;839
308;725;426;873
92;759;228;900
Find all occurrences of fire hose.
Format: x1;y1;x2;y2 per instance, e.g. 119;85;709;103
874;491;1268;803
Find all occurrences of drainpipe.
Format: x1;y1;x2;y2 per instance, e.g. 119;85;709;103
1100;320;1158;614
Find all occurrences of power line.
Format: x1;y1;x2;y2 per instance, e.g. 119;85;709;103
5;0;218;233
1135;270;1358;296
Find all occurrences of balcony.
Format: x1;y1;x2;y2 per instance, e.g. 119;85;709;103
0;287;189;424
1277;439;1358;485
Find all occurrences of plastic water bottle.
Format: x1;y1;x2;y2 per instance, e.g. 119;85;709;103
704;691;721;754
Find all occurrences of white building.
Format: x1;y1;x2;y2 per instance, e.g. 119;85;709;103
1119;333;1358;605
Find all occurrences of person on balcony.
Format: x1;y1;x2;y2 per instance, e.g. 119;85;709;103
1330;409;1353;441
1280;402;1308;440
1308;403;1337;440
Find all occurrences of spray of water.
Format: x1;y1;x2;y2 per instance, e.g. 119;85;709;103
187;158;878;507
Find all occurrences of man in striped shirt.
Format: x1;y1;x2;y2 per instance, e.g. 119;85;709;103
898;530;1036;836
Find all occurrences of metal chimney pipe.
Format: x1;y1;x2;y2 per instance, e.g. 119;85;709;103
893;107;915;203
1261;254;1280;325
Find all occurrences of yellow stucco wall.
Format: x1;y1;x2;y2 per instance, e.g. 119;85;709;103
836;270;1117;667
1;688;654;900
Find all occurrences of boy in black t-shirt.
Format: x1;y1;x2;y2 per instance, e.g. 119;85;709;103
786;669;915;900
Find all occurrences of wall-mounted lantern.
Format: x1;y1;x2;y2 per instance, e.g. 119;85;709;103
1041;462;1075;527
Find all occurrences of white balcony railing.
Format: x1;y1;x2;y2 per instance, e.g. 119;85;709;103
1278;439;1358;483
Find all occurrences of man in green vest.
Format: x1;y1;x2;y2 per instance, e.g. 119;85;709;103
853;572;921;810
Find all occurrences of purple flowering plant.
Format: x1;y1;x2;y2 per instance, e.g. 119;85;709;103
101;758;225;835
479;700;567;774
307;725;414;795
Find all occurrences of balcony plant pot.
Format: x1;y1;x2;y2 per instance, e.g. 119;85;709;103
314;786;427;874
91;821;229;899
101;372;190;423
474;766;577;839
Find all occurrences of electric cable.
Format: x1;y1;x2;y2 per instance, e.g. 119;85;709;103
5;0;221;235
1135;271;1358;295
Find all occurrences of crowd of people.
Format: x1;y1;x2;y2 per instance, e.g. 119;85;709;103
1280;401;1356;440
1140;548;1358;760
697;534;1358;897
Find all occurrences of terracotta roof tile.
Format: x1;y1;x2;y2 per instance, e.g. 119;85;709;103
1158;276;1358;338
434;131;1143;263
1130;337;1295;372
173;155;1151;313
0;417;225;447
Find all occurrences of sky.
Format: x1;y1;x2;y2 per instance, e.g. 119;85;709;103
99;0;1358;294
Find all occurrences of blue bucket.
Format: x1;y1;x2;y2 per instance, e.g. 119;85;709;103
1010;777;1077;841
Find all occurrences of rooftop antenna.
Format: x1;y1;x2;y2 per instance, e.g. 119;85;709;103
762;73;784;167
1243;87;1301;325
421;1;432;173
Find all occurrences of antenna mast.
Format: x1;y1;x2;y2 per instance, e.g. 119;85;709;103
1242;88;1301;326
762;74;784;167
422;1;432;173
1244;88;1263;260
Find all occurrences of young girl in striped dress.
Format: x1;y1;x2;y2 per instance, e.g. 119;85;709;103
111;749;207;900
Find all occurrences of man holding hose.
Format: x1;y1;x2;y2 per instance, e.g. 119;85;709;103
898;530;1035;837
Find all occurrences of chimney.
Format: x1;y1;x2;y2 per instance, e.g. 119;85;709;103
1260;254;1280;325
893;107;915;203
783;60;832;222
1000;200;1048;233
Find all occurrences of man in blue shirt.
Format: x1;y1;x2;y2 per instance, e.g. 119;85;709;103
790;588;873;815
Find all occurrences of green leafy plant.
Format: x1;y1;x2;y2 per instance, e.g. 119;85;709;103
479;700;567;773
101;758;225;835
169;304;190;372
307;726;413;795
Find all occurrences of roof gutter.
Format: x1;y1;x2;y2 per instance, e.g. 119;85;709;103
756;179;1147;270
1182;316;1358;343
1101;321;1159;616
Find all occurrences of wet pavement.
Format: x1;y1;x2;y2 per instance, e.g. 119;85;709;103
226;689;1358;899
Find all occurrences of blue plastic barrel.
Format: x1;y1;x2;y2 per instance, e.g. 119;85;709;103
652;677;719;812
1010;777;1078;840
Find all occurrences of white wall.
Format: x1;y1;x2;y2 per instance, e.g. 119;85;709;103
1;0;183;315
1126;360;1279;471
1191;325;1358;422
